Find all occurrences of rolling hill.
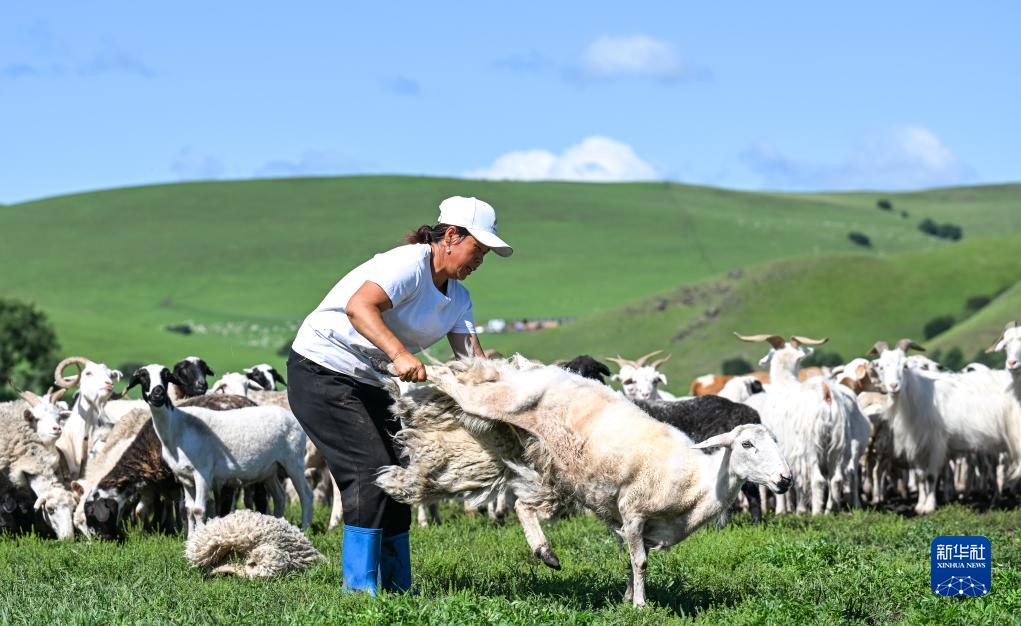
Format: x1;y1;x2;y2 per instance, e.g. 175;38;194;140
2;176;1019;377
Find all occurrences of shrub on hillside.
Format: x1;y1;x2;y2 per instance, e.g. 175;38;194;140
923;315;955;340
965;295;991;313
847;232;872;248
919;218;963;241
721;357;753;375
802;350;845;369
0;298;61;401
877;199;893;211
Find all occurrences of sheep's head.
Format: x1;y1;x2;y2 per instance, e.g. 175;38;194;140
171;356;214;397
834;358;877;394
905;354;942;372
9;382;70;446
244;364;286;391
54;357;123;404
986;321;1021;373
126;365;180;407
34;486;77;540
692;424;792;494
211;372;265;396
82;488;123;540
867;339;925;395
561;355;612;384
735;333;827;377
607;351;671;400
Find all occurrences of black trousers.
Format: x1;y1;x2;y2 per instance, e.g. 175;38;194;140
286;349;410;536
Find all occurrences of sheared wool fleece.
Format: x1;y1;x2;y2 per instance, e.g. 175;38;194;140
185;510;323;578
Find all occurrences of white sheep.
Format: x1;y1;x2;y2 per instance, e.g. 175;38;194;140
126;365;313;534
210;372;265;397
244;364;286;392
606;351;677;400
0;402;76;539
869;338;1021;514
417;358;792;607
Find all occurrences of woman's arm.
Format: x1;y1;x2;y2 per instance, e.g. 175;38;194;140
346;281;426;382
448;331;485;358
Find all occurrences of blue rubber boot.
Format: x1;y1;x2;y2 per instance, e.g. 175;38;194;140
379;531;413;593
342;525;382;596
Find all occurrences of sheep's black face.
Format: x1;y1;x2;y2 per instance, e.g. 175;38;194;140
172;358;212;397
246;369;272;391
85;497;121;540
128;365;178;407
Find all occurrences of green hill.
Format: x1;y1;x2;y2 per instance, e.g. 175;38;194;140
2;176;1019;374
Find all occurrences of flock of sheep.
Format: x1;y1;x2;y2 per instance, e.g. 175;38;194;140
2;320;1020;604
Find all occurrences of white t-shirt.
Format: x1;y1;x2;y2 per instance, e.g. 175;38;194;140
292;244;475;385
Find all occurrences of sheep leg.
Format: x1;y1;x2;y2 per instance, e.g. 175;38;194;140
328;477;343;530
513;499;560;570
283;457;314;530
189;474;208;533
417;504;429;528
742;482;762;523
621;517;648;607
810;464;827;516
265;477;286;517
849;442;862;509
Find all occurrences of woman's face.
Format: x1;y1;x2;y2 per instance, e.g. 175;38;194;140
445;232;489;281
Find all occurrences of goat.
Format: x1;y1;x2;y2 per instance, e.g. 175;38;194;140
869;338;1021;514
606;350;676;400
126;365;312;534
51;356;124;479
420;358;791;606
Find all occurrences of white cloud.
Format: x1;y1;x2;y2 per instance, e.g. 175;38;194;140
171;146;226;180
256;150;370;177
581;35;686;81
466;136;659;182
741;125;973;190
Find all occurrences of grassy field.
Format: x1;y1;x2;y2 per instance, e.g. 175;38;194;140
3;177;1021;377
1;503;1019;624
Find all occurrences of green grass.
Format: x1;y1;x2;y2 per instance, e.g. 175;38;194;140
2;504;1018;624
3;177;1021;374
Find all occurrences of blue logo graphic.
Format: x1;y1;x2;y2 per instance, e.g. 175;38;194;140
931;536;991;597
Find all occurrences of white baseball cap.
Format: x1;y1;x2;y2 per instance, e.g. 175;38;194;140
437;196;513;257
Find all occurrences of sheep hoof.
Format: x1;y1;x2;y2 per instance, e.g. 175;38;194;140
535;544;561;570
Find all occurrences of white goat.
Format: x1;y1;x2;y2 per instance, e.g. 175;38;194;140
126;365;313;534
419;358;792;607
52;356;123;479
607;350;676;400
869;338;1021;514
735;333;864;515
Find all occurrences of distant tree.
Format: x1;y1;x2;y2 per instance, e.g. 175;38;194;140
938;223;963;241
877;199;893;211
0;298;60;401
965;295;991;313
721;357;753;375
847;232;872;248
900;210;910;219
919;218;941;237
802;350;845;369
941;347;965;372
923;315;955;340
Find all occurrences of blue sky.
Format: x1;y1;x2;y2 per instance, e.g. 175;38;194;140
1;2;1018;203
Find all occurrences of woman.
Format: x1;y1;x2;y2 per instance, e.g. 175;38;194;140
287;195;512;595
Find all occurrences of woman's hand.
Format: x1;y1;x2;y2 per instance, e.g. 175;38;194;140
393;351;427;382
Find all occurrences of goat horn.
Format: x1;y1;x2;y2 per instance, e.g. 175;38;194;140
1007;321;1018;331
790;335;828;347
46;387;67;404
54;356;91;389
8;379;41;407
866;341;889;356
633;350;663;367
649;354;672;369
604;355;636;369
896;338;926;353
733;332;785;350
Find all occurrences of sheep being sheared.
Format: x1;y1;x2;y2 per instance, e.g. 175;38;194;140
412;358;791;607
185;510;324;578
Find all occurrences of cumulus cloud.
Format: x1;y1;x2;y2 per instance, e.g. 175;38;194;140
741;125;973;191
580;35;701;82
172;147;226;180
256;150;370;177
466;136;659;182
2;27;153;79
